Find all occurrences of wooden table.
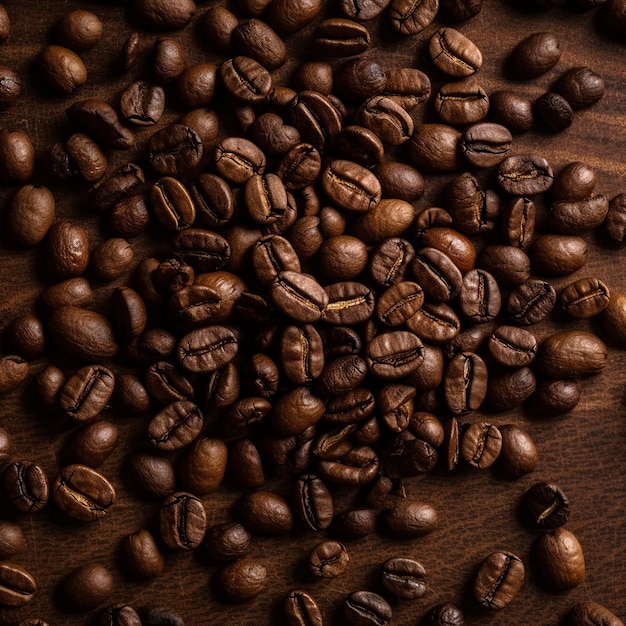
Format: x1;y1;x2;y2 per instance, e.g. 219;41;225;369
0;1;625;624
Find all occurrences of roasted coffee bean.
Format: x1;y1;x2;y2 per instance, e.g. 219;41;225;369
435;79;489;125
309;540;350;577
424;602;465;626
227;439;264;489
381;500;438;538
537;330;607;377
110;286;147;342
276;143;322;191
279;324;324;385
0;355;29;394
61;562;113;612
530;234;587;276
201;6;238;54
316;355;368;396
381;557;427;599
550;194;609;234
90;238;134;282
0;129;33;183
150;177;196;231
313;18;370;56
52;464;115;522
460;422;502;468
176;324;238;373
552;162;596;202
318;235;368;281
535;528;585;590
148;400;203;450
67;99;134;150
48;133;108;183
202;522;251;562
406;347;444;391
497;154;553;195
215;137;266;184
446;173;499;235
3;461;48;514
488;325;537;367
600;292;626;346
121;32;140;72
181;108;219;153
553;66;604;109
477;245;531;287
412;247;462;302
322;282;374;326
408;123;462;173
332;508;377;540
461;122;512;168
376;281;424;326
474;551;525;610
214;559;267;603
152;36;186;85
44;220;89;279
129;452;175;499
266;0;322;34
238;490;294;535
188;174;234;229
233;19;286;70
293;61;333;95
41;277;94;311
344;591;392;626
177;436;226;494
140;607;185;626
498;424;537;477
7;184;55;247
59;365;114;422
459;269;501;323
292;474;334;531
220;56;271;104
341;0;391;20
56;9;102;51
37;365;65;408
324;387;375;425
0;65;21;104
322;160;381;214
369;237;415;286
531;378;581;416
245;173;288;225
115;374;150;414
500;196;535;249
444;352;488;414
374;161;424;203
252;113;300;158
506;279;556;325
523;482;570;529
0;7;8;42
270;271;328;324
126;328;177;363
440;0;482;19
535;92;573;132
365;330;424;379
358;96;413;145
66;420;119;468
560;277;610;318
120;81;165;126
390;0;439;35
95;603;142;626
508;32;561;78
0;521;26;560
489;90;534;134
160;492;206;551
406;301;461;345
271;386;325;436
284;590;323;626
149;124;203;177
317;446;378;486
0;562;36;607
172;229;231;274
421;227;476;273
429;27;482;77
383;67;431;110
442;417;460;471
90;163;145;212
134;0;195;29
349;197;415;244
336;125;384;166
38;45;87;94
566;601;624;626
487;367;536;411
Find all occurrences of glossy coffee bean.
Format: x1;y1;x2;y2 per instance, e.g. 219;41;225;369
461;122;512;168
553;66;604;109
309;540;350;577
38;45;87;94
0;355;29;395
566;601;623;626
508;32;561;78
292;473;333;531
383;67;431;110
344;591;392;626
534;528;585;590
531;378;581;416
460;422;502;468
429;28;482;77
381;500;438;538
424;602;465;626
121;529;164;580
506;279;556;325
0;521;26;560
488;326;537;367
0;562;37;607
60;563;113;612
59;365;115;423
523;482;570;529
160;491;206;551
498;424;538;477
313;18;371;56
444;352;487;414
2;461;49;514
497;154;553;196
380;557;427;599
435;79;489;125
214;559;267;603
530;234;587;277
148;400;204;451
537;330;607;377
284;590;323;626
202;522;251;562
489;91;534;134
459;269;501;323
7;185;55;247
66;420;119;468
474;551;525;610
408;124;462;173
237;490;293;535
561;277;610;318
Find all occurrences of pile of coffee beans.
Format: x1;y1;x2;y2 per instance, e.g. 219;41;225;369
0;0;625;625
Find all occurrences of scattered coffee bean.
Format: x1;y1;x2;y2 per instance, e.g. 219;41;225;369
344;590;392;626
534;528;585;590
214;559;267;603
474;551;525;610
60;562;113;612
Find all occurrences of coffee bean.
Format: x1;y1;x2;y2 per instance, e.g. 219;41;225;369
344;591;392;626
477;245;531;287
7;184;55;247
506;279;556;325
4;314;44;360
381;556;427;599
553;67;604;109
500;196;535;249
149;123;203;177
461;122;512;168
37;365;65;408
202;522;251;562
531;378;581;416
376;281;424;326
421;227;476;273
381;500;438;538
537;330;607;377
523;482;570;529
384;67;431;110
140;607;185;626
95;604;142;626
458;269;500;324
66;420;119;468
214;559;267;603
176;325;238;374
530;234;587;276
148;400;203;450
390;0;438;35
0;355;29;394
150;177;196;232
322;159;381;214
177;437;227;495
215;137;266;185
152;36;186;84
535;528;585;590
435;78;489;125
233;19;286;70
238;490;293;535
497;154;553;195
52;464;115;522
374;161;424;203
350;197;416;244
365;330;424;379
508;32;561;78
3;461;49;514
175;62;220;110
406;301;461;345
44;220;90;279
56;9;102;51
408;124;462;173
134;0;195;30
270;271;328;324
59;365;115;423
120;81;165;126
488;325;537;367
0;65;21;104
429;28;482;77
498;424;538;478
0;521;26;560
292;473;334;530
266;0;322;35
460;422;502;468
535;92;573;132
566;601;624;626
560;277;610;318
160;491;206;551
221;56;272;104
38;45;87;94
489;90;534;134
341;0;391;20
48;132;108;183
444;352;488;414
0;562;36;607
550;194;609;233
284;590;322;626
424;602;465;626
309;540;350;577
313;18;371;56
358;95;413;145
67;99;134;150
61;562;113;612
317;445;379;486
474;551;525;609
121;529;164;580
552;162;596;202
332;508;377;540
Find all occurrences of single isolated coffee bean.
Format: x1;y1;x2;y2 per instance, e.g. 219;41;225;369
490;91;534;134
523;482;570;529
214;559;267;603
0;562;37;607
460;422;502;468
152;36;186;84
160;491;207;551
508;32;561;79
474;551;525;610
0;521;26;560
66;420;119;468
552;161;596;202
121;529;164;580
60;562;113;612
309;540;350;577
531;378;581;416
7;184;55;247
284;590;323;626
566;601;624;626
381;500;438;538
380;557;427;599
561;277;610;318
424;602;465;626
497;154;553;196
56;10;102;51
429;27;482;77
59;365;115;423
293;473;333;531
237;490;294;535
2;461;48;514
534;528;585;590
38;45;87;94
134;0;196;30
498;424;538;477
344;590;392;626
537;330;607;377
553;67;605;110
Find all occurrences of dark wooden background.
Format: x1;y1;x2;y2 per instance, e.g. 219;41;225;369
0;0;625;625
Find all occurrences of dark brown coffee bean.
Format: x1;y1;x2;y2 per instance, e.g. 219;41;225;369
151;36;186;85
270;271;328;323
238;490;294;535
412;248;462;302
523;482;570;529
187;174;233;229
313;18;370;56
215;137;266;184
321;160;381;214
140;607;185;626
38;45;87;94
0;129;32;184
537;330;607;377
220;56;272;104
498;424;537;478
459;269;501;323
391;0;439;35
150;177;196;231
7;184;55;247
159;491;206;551
420;227;476;272
149;123;203;177
534;528;585;590
530;234;587;276
474;551;525;609
59;365;115;423
91;164;146;214
552;162;596;202
435;78;488;125
550;194;609;234
134;0;195;30
175;63;220;110
318;235;368;281
444;352;487;414
121;32;141;72
365;330;424;379
535;92;573;132
56;9;102;51
349;198;415;244
340;0;391;19
381;500;438;538
266;0;322;34
0;65;21;104
376;281;424;326
500;196;536;249
317;446;379;486
460;422;502;468
44;221;89;279
408;123;462;173
532;378;580;416
487;367;536;411
120;81;165;126
233;19;286;70
381;557;427;599
3;461;48;514
489;90;534;134
214;559;267;603
276;143;321;191
369;237;415;287
358;96;413;145
178;437;227;495
374;161;424;202
148;400;203;451
202;522;251;562
600;293;626;346
477;245;531;287
497;154;553;196
0;562;36;607
424;602;465;626
145;361;193;406
0;521;26;560
48;133;108;183
561;277;610;318
90;238;134;282
107;194;150;238
309;540;349;577
406;301;461;345
129;453;175;499
336;125;384;166
461;122;512;168
67;99;134;150
279;324;324;385
52;464;115;522
252;113;300;158
506;279;556;325
200;6;237;54
95;603;142;626
488;325;537;367
554;67;604;109
66;419;119;469
0;7;8;42
173;228;231;273
61;562;113;612
284;590;322;626
429;27;482;77
445;173;498;236
0;355;28;395
567;601;624;626
322;282;374;326
292;473;333;531
508;32;561;78
384;67;431;110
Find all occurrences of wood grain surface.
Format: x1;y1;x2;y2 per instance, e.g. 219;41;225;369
0;1;625;625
